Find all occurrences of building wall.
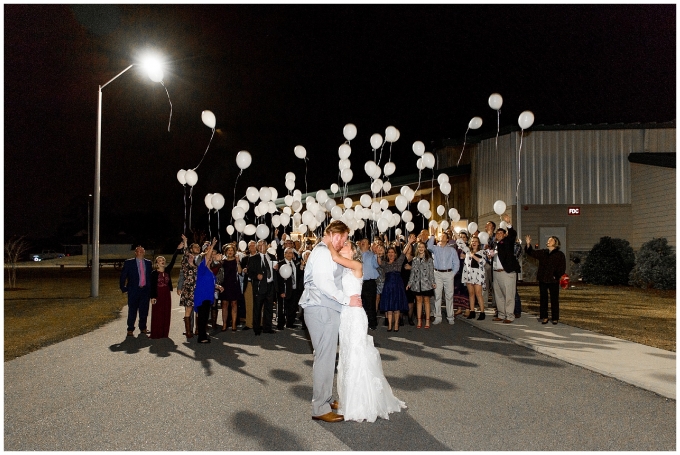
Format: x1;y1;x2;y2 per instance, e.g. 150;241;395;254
629;163;676;248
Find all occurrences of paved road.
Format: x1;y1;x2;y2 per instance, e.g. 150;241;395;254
4;301;675;451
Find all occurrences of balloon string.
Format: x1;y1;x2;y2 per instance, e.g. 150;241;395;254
183;184;187;235
377;143;385;167
160;81;172;132
388;142;393;163
217;211;221;251
516;129;525;204
193;128;215;170
495;110;501;153
414;168;422;198
457;127;470;167
208;211;212;240
304;157;309;194
232;169;243;219
189;187;194;231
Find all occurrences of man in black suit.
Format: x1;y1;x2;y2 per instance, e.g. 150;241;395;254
247;240;278;335
490;214;522;323
119;245;153;336
276;247;303;329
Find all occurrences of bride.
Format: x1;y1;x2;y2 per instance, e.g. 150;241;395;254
328;240;407;422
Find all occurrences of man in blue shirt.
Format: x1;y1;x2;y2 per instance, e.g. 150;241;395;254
359;238;380;330
423;227;460;325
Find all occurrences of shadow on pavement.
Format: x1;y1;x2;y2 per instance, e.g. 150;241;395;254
231;410;305;451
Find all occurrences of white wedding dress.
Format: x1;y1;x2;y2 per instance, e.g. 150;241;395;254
336;268;407;422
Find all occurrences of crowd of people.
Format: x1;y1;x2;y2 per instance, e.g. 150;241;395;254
119;213;567;341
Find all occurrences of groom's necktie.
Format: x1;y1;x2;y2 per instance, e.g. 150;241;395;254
263;254;271;281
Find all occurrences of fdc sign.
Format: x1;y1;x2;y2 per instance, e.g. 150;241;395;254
568;207;581;215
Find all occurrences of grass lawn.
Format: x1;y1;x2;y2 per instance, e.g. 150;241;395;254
4;264;676;360
518;282;676;352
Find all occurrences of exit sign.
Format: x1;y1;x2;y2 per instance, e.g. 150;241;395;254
568;207;581;215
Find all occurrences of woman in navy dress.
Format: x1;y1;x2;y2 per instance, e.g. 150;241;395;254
378;244;412;332
218;243;243;332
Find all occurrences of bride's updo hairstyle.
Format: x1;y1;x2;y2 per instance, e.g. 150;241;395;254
345;241;363;263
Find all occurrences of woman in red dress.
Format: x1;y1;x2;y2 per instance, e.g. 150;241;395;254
149;241;183;339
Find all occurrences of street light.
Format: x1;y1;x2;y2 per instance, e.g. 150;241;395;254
91;57;164;297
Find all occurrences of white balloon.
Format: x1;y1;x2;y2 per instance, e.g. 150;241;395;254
253;206;261;217
283;206;292;215
256;201;267;215
451;212;461;222
488;93;503;110
236;151;252;170
364;160;377;177
429;220;438;229
468;116;483;130
237;199;250;211
370;201;381;213
343;208;355;221
294;145;307;159
344;197;353;209
291;200;302;212
267;247;277;256
370;133;383;149
406;188;416;202
478;232;489;245
385;126;398;142
315;210;326;222
204;193;214;210
338;158;351;170
325;198;337;210
201;110;216;129
395;195;408;212
184;169;198;187
394;128;400;142
343;123;357;141
279;212;291;226
269;187;278;201
278;263;292;279
244;224;256;236
412;141;425;156
338;143;352;159
360;194;372;208
416;157;425;170
437;173;449;185
177;169;187;185
417;199;430;214
493;200;507;215
226;225;234;235
436;205;445;216
238;240;247;251
402;210;413;223
285;179;295;191
468;222;478;234
231;206;245;220
211;193;225;210
440;182;451;195
259;187;272;203
379;199;389;210
293;189;302;200
422;152;435;169
316;190;328;204
246;186;260;203
285;172;296;181
370;179;382;194
234;219;246;232
383;161;396;176
449;208;459;219
302;210;314;226
330;183;339;194
381;208;392;220
395;228;402;236
371;167;382;180
256;224;270;240
284;195;294;206
424;209;432;219
341;168;353;183
272;215;281;227
267;201;276;214
440;220;449;231
331;206;343;220
382;181;392;193
405;221;415;232
518;110;535;129
377;218;389;233
500;221;508;230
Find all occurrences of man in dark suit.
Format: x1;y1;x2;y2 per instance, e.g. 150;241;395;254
120;245;153;336
276;247;302;329
490;214;522;323
247;240;278;335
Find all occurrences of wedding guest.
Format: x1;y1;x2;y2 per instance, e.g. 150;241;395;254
424;227;460;325
401;234;416;326
194;238;218;343
525;234;567;324
452;238;470;317
149;242;183;339
179;235;201;339
406;241;436;329
491;215;521;323
247;239;278;335
240;240;258;331
276;247;302;329
483;221;497;310
358;238;379;331
377;245;411;332
120;245;153;337
456;235;491;320
218;243;243;332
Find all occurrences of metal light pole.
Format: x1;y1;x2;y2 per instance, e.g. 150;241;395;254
87;194;92;268
91;59;164;297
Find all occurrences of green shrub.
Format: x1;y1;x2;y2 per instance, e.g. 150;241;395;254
629;238;676;290
582;236;636;285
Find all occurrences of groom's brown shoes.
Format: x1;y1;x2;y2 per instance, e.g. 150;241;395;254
312;412;344;423
330;400;339;410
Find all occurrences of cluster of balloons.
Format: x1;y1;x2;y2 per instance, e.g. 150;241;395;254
177;169;198;186
204;193;225;211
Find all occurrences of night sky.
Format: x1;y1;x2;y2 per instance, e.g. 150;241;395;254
4;4;675;246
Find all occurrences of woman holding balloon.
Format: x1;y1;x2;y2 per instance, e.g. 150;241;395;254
455;234;491;320
217;243;243;332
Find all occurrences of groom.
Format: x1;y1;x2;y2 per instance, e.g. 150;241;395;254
299;220;362;423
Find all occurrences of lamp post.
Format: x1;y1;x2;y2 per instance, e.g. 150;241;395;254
91;58;164;297
87;193;92;268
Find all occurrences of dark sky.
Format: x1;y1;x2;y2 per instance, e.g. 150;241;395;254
4;4;676;241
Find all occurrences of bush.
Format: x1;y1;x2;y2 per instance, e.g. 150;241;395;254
629;238;676;290
582;236;636;285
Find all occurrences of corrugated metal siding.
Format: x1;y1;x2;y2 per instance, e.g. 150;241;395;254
629;163;676;248
475;129;646;210
644;128;676;153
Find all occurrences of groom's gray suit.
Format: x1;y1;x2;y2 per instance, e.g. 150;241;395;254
298;241;349;417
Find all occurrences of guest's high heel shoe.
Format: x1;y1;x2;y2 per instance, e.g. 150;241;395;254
466;310;476;319
477;312;486;320
416;319;422;329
